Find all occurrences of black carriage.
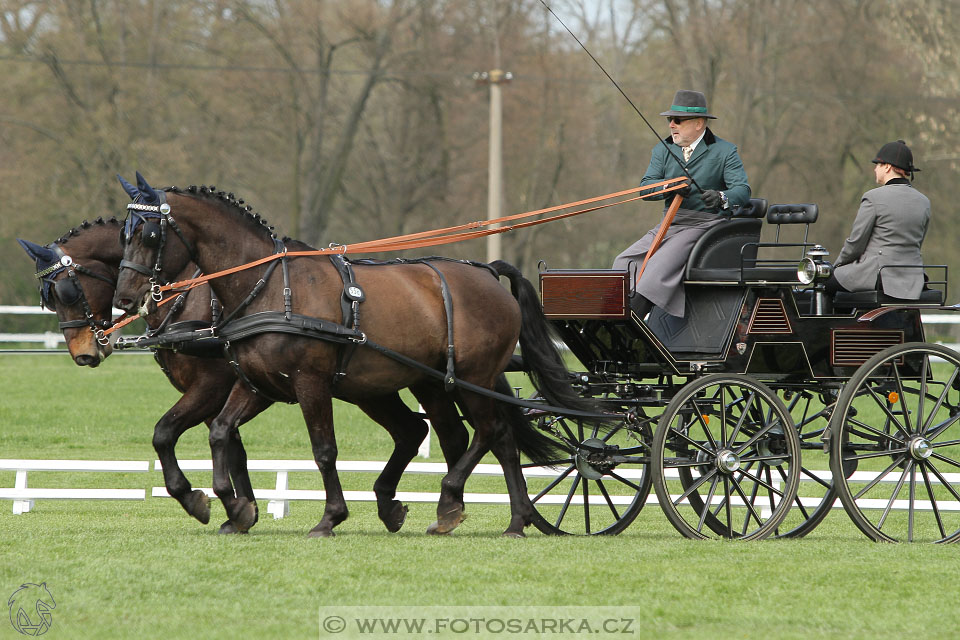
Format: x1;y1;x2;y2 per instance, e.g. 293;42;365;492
526;199;958;542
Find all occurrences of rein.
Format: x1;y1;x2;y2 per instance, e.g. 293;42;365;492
103;177;687;340
155;177;687;295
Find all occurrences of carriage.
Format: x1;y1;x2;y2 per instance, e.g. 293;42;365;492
22;176;960;543
524;198;957;543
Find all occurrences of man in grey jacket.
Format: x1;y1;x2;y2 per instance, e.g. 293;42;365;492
827;140;930;298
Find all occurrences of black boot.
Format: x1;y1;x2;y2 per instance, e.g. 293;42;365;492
629;294;653;319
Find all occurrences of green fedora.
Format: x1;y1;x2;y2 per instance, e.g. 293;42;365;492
659;90;716;119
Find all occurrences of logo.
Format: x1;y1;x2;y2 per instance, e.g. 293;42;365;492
8;583;56;636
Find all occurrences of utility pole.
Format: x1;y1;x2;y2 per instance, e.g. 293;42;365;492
474;69;512;263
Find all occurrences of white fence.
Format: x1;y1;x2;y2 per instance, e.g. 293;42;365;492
6;458;960;519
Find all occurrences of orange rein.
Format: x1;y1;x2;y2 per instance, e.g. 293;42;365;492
635;193;684;283
103;177;688;337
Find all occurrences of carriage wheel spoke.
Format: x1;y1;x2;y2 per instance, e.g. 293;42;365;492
531;465;575;503
916;355;929;434
929;451;960;471
864;385;910;440
673;468;719;507
919;463;947;539
553;474;581;529
688;398;718;450
876;462;911;533
522;457;571;469
847;415;906;446
852;456;906;501
582;477;591;534
891;362;913;434
922;368;959;432
728;391;756;447
925;411;960;441
697;475;721;534
925;463;960;503
845;447;908;462
799;465;832;491
723;476;734;536
908;464;917;542
734;466;786;499
607;471;643;493
595;479;621;521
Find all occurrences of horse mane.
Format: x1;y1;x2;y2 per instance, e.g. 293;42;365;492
169;185;278;239
55;216;121;246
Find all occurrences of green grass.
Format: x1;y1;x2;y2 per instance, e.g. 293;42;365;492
3;355;960;639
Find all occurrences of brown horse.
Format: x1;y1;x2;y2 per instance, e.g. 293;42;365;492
19;210;474;534
113;174;589;537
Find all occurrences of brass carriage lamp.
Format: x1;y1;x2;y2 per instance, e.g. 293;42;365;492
797;245;832;285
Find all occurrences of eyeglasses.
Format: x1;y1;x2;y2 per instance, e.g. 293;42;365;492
667;116;695;125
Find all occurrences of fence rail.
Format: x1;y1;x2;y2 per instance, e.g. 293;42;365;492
5;458;960;519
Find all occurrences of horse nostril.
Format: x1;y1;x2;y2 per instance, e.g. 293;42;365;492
75;354;98;367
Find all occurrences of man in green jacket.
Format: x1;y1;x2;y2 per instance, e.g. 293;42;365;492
613;90;750;318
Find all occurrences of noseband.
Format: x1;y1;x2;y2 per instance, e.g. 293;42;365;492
35;245;115;346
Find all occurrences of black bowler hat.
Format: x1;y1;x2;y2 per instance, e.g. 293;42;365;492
873;140;920;173
659;90;716;119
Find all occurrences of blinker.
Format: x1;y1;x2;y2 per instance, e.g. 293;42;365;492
55;277;82;306
142;221;162;248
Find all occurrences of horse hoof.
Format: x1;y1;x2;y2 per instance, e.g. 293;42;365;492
382;502;408;533
307;525;335;538
185;490;210;525
427;510;466;535
232;498;257;532
218;520;248;535
502;531;526;539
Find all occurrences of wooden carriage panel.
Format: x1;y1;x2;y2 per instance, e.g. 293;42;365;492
540;270;628;319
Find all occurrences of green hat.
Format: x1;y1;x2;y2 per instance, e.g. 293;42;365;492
659;90;716;119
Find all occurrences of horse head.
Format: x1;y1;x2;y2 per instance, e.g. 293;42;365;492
17;224;120;367
114;173;195;315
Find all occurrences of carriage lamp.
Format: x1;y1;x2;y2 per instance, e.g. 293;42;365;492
797;245;833;285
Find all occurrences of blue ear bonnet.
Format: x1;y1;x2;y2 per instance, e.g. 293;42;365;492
117;172;166;243
17;238;71;308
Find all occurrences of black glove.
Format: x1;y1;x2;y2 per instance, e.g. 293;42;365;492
701;189;722;210
677;183;692;197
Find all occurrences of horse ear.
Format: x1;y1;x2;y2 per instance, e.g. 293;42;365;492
117;174;140;201
135;171;160;205
17;238;57;265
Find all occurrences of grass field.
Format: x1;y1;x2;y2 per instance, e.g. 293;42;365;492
3;354;960;639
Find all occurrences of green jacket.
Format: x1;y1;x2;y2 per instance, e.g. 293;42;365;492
640;128;751;212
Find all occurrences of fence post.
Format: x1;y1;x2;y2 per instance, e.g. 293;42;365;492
13;469;33;514
267;470;289;519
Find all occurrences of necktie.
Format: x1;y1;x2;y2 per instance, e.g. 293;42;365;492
683;146;693;162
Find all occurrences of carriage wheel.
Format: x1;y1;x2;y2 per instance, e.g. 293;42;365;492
525;413;652;535
768;388;840;539
652;374;801;540
829;342;960;543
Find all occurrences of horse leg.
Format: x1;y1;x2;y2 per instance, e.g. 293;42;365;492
357;394;428;533
208;382;272;532
298;384;347;538
217;428;261;535
411;383;471;529
153;391;229;526
486;416;536;538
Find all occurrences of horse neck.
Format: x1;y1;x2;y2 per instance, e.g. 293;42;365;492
144;261;209;330
57;223;123;273
166;193;281;312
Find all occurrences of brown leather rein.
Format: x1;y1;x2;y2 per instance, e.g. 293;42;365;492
104;178;688;336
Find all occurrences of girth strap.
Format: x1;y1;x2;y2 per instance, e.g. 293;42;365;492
329;255;365;386
420;261;457;392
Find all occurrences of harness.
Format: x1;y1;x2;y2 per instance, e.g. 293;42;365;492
34;244;115;345
115;197;614;420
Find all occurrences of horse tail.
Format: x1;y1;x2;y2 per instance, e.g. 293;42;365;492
493;375;564;466
489;260;596;415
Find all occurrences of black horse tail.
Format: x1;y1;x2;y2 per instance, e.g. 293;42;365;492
493;375;564;466
489;260;596;415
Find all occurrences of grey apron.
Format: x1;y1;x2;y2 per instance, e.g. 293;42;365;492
612;209;723;317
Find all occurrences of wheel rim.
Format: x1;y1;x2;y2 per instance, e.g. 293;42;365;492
653;374;802;540
525;412;652;535
830;343;960;543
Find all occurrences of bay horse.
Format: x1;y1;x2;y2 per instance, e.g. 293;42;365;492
113;174;591;537
18;211;467;534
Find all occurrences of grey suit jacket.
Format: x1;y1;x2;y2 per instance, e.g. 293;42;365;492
833;180;930;299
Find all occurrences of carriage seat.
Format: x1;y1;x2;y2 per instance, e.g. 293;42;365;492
831;288;944;309
684;198;768;282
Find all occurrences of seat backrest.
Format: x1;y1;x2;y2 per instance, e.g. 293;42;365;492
767;203;818;250
767;203;818;225
734;198;769;219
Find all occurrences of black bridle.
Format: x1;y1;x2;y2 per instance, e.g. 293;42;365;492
119;194;198;304
35;245;115;345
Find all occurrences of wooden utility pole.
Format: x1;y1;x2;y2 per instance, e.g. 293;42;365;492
474;69;512;263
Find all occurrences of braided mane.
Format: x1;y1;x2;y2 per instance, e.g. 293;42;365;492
169;185;277;239
55;216;121;246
